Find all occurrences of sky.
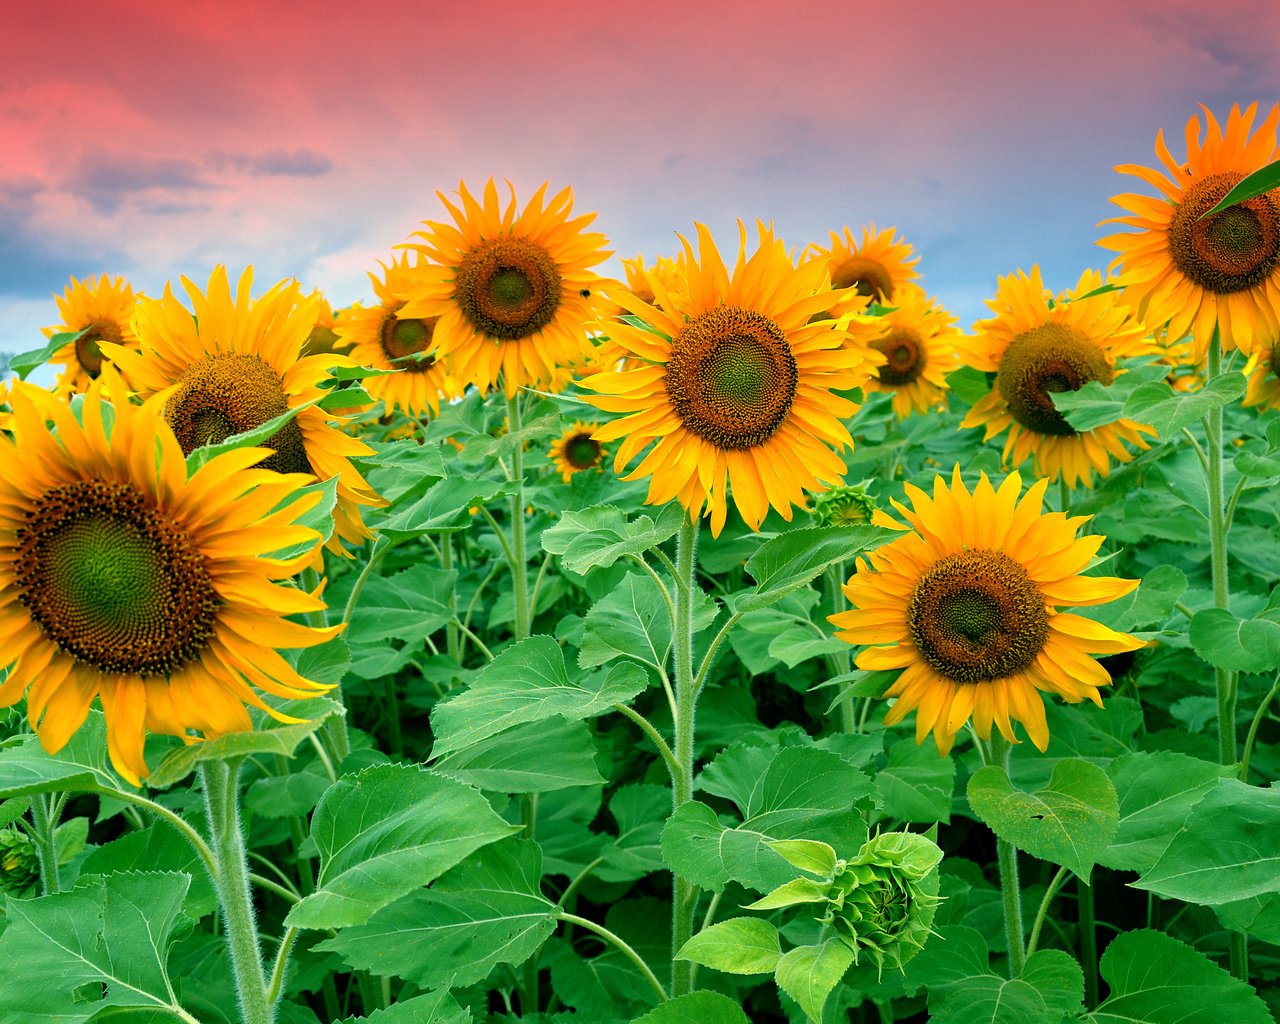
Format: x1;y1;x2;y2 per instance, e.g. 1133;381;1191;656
3;0;1279;367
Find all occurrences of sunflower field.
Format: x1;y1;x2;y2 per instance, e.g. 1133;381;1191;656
2;103;1280;1024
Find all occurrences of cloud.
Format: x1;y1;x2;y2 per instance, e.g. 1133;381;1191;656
0;176;124;296
210;148;334;178
65;152;211;215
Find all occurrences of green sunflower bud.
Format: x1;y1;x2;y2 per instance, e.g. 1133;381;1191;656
0;828;40;895
814;481;877;527
826;831;943;973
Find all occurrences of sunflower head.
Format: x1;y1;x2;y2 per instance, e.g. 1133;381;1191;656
861;284;962;417
105;266;382;557
1100;103;1280;360
581;221;879;536
0;828;39;895
399;179;612;397
830;467;1144;755
807;224;921;306
45;274;141;394
0;369;342;785
959;267;1158;488
549;421;607;482
813;481;878;526
301;290;349;358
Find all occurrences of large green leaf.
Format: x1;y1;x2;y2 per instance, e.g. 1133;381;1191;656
774;938;856;1023
0;871;193;1022
0;711;121;798
734;525;892;612
286;763;517;929
8;328;86;379
1099;751;1234;873
629;991;751;1023
598;783;670;882
434;716;606;792
430;636;646;757
79;824;218;917
540;503;686;575
184;394;324;473
579;573;716;672
265;476;340;561
910;925;1083;1024
1198;158;1280;218
1086;929;1272;1024
875;737;956;824
335;987;471;1023
661;746;873;892
967;759;1117;878
1133;779;1280;904
347;565;457;643
1119;373;1247;438
675;917;781;975
1188;607;1280;674
1051;362;1170;432
317;839;557;988
377;475;516;537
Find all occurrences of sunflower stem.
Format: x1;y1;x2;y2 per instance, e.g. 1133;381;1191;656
1079;874;1099;1007
557;911;669;1004
824;564;855;732
506;390;531;643
990;735;1025;977
442;533;460;662
201;759;274;1024
670;515;701;998
1025;865;1070;957
30;794;61;895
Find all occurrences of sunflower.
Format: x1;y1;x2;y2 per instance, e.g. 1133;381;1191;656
618;252;688;310
45;274;141;394
581;222;879;536
807;224;920;305
862;284;962;417
549;422;607;482
1100;103;1280;360
830;468;1143;755
959;266;1158;489
399;179;611;397
0;370;341;785
104;267;382;556
335;255;460;417
301;290;350;358
1243;342;1280;410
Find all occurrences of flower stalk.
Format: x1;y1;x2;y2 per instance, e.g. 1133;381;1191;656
671;515;701;998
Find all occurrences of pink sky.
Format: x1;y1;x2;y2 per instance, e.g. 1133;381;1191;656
3;0;1279;359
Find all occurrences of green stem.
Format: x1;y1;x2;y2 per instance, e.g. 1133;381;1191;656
90;785;218;880
1079;875;1098;1008
613;703;681;784
824;564;854;732
1240;675;1280;784
201;760;274;1024
506;391;531;643
442;534;460;662
383;675;403;757
558;912;669;1003
266;927;300;1005
990;735;1025;977
671;515;700;998
29;795;61;895
1025;865;1069;957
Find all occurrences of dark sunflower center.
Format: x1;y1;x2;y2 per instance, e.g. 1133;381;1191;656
14;481;219;676
665;306;799;450
564;433;601;470
872;329;925;386
996;323;1113;437
379;310;438;374
75;319;124;378
1271;344;1280;377
454;237;562;340
1168;171;1280;294
908;549;1048;683
832;256;893;302
165;353;311;475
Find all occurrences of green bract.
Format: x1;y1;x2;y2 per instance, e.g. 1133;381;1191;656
0;827;39;895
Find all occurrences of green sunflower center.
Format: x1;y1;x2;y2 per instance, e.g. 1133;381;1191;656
564;433;602;470
14;481;219;676
1168;171;1280;294
996;322;1113;437
907;549;1048;683
832;256;893;302
872;329;925;386
454;237;562;340
380;310;438;374
75;318;124;379
665;306;799;450
165;353;311;475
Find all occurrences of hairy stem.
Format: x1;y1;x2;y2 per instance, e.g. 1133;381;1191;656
671;516;701;997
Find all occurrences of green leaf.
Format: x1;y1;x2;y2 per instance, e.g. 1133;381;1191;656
629;991;750;1023
741;876;831;910
1189;607;1280;674
661;747;873;892
876;737;957;825
285;763;518;929
540;503;686;575
348;565;457;643
9;328;86;379
1051;362;1170;432
265;476;341;561
0;711;121;798
599;784;670;882
735;525;893;612
1198;158;1280;219
911;925;1084;1024
1120;372;1247;438
431;636;647;757
79;824;218;917
1087;928;1273;1024
579;573;715;672
764;838;839;876
766;627;849;668
1133;779;1280;904
184;394;325;472
335;988;472;1023
774;938;856;1023
945;366;994;406
675;916;781;975
378;475;516;537
0;871;193;1021
147;697;343;789
434;716;606;792
1099;751;1234;873
317;839;557;988
967;759;1118;878
1098;565;1187;632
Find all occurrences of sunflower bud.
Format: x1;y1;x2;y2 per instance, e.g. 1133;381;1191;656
0;828;40;896
813;481;877;527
